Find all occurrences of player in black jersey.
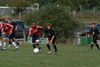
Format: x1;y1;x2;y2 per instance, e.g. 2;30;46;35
88;23;100;51
42;23;57;54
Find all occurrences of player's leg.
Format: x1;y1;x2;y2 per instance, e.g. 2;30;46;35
1;34;8;50
13;32;20;46
32;37;36;49
90;42;94;50
35;36;42;51
95;39;100;50
9;33;19;50
46;39;51;54
52;38;57;53
0;31;2;48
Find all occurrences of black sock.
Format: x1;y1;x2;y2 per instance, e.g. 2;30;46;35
9;41;12;45
16;41;20;46
33;44;36;49
53;45;57;51
37;44;41;50
96;44;100;50
91;44;94;50
47;44;51;51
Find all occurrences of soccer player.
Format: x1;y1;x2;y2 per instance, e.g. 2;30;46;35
8;18;20;47
88;23;100;51
29;23;42;51
42;23;57;54
1;19;18;50
0;19;3;48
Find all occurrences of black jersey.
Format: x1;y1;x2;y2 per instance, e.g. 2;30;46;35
10;22;17;32
45;28;55;38
90;27;99;39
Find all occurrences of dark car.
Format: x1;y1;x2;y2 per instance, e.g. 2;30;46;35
6;20;29;40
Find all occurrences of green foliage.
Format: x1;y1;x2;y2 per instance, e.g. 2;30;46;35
24;4;80;42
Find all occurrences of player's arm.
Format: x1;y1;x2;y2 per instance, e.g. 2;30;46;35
42;33;45;40
37;26;43;29
15;25;18;31
29;28;33;36
50;35;55;43
50;30;55;43
88;28;92;37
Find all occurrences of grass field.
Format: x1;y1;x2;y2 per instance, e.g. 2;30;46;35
0;43;100;67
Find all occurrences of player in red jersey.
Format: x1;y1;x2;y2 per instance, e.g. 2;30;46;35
0;19;3;48
29;23;42;52
1;19;18;50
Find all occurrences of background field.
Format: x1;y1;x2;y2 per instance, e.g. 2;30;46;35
0;43;100;67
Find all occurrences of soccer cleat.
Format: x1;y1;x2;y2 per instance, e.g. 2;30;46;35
48;51;51;54
39;47;42;52
8;45;13;48
88;49;92;52
14;46;19;51
54;50;57;54
1;48;6;51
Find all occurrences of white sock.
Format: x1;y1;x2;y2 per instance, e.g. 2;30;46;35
12;42;17;48
0;41;2;47
3;42;6;48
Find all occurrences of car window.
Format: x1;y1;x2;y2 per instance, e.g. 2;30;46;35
17;24;23;30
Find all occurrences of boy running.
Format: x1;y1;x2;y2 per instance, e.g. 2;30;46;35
29;23;42;51
0;19;3;48
1;19;18;50
8;18;20;47
42;23;57;54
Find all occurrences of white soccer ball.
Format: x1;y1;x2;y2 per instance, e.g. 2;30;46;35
33;48;39;53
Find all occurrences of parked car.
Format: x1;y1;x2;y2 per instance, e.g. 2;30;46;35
6;20;29;40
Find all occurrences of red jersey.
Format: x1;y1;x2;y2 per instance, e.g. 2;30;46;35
2;23;13;34
29;26;41;36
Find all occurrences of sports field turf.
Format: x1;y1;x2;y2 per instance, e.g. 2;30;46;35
0;43;100;67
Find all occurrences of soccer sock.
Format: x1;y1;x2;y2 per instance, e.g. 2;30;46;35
3;42;6;48
9;41;12;45
91;44;94;50
33;44;36;49
0;41;2;47
47;44;51;51
16;41;20;46
37;44;41;49
53;45;57;51
12;42;17;48
96;44;100;50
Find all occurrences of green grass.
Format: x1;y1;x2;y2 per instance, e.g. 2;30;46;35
0;43;100;67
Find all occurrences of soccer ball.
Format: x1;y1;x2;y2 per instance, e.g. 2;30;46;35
33;48;39;53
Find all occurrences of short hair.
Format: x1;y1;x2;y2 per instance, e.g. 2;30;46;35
1;19;5;22
8;18;12;21
47;23;52;26
33;22;36;25
92;23;96;25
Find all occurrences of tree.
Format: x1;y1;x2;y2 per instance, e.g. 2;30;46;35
24;4;80;42
7;0;31;14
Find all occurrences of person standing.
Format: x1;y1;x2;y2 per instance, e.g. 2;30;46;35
88;23;100;51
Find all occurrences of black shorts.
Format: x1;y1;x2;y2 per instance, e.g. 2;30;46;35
48;37;56;44
92;38;97;43
9;33;15;40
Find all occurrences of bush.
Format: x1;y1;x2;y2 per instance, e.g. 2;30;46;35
24;4;80;43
